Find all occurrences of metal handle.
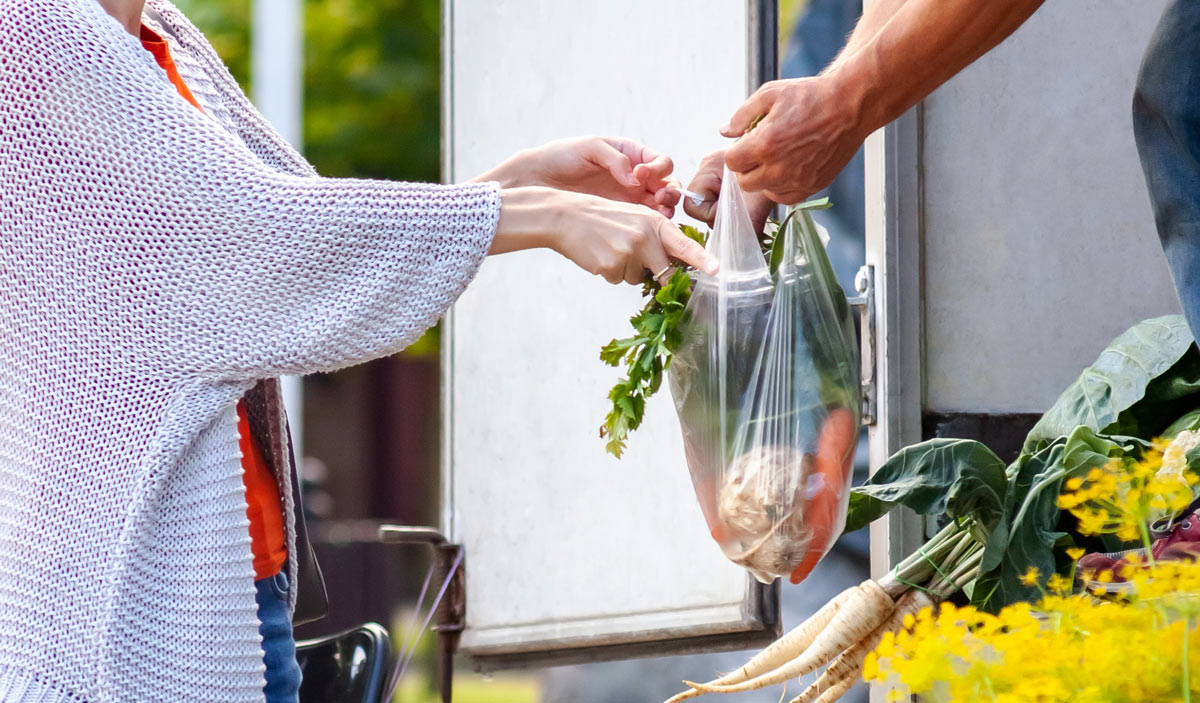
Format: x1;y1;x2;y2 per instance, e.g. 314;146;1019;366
847;265;877;426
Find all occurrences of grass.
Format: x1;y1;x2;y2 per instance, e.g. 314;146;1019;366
391;668;541;703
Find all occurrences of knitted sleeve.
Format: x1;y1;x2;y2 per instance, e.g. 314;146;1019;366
0;0;500;382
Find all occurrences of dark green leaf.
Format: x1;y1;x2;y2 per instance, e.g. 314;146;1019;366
1162;407;1200;438
973;440;1066;612
845;439;1007;533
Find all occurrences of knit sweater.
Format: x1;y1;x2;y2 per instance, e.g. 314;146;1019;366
0;1;500;700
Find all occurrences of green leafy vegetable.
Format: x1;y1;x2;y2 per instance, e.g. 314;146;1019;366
845;439;1007;535
846;314;1200;613
1023;315;1193;452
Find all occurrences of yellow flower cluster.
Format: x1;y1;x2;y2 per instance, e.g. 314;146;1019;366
1057;435;1198;550
866;434;1200;702
863;566;1200;703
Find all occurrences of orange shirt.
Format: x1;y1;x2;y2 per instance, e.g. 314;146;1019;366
140;25;287;580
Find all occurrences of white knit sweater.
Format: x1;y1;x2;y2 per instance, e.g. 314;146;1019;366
0;1;500;700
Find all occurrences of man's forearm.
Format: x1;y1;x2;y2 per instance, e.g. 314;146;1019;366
830;0;1046;137
829;0;910;70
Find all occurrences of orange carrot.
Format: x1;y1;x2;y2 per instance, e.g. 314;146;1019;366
790;408;856;584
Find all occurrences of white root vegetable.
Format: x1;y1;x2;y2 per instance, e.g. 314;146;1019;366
788;589;936;703
663;585;857;703
683;580;895;695
808;676;854;703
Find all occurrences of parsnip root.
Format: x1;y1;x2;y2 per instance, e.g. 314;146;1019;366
683;580;896;695
663;585;857;703
788;589;937;703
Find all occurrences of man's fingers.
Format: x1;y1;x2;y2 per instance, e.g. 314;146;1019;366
732;158;770;192
658;219;718;275
721;83;778;137
683;198;716;226
725;130;766;176
763;188;806;206
746;192;778;231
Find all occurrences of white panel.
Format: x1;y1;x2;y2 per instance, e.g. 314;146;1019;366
445;1;771;658
922;0;1179;413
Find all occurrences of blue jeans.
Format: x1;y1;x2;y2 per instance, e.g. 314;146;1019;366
255;570;302;703
1134;0;1200;334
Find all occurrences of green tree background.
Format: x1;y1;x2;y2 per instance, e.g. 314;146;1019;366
174;0;441;183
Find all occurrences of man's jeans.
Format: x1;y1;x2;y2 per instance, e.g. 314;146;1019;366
1134;0;1200;333
255;570;303;703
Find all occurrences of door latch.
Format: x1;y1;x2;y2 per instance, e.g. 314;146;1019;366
847;265;877;426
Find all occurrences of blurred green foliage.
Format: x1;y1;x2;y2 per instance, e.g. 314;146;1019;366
173;0;441;183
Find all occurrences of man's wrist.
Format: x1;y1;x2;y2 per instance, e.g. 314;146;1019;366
821;49;887;143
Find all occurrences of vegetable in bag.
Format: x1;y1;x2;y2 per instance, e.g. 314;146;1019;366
669;169;860;584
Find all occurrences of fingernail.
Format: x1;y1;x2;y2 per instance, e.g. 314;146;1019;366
704;256;720;275
719;123;732;135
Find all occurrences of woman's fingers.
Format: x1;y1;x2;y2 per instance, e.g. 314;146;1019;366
589;140;640;187
637;230;674;286
657;218;718;275
631;152;674;186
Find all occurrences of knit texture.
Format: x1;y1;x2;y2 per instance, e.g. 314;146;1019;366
0;1;500;700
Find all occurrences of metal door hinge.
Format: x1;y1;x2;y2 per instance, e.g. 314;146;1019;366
847;265;877;426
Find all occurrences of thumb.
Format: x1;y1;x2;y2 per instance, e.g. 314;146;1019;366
720;83;778;137
590;140;639;187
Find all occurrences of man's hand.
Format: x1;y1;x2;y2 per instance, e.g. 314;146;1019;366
683;150;776;233
474;137;682;217
720;75;867;205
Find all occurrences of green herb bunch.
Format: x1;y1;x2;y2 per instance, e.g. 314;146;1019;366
599;225;707;457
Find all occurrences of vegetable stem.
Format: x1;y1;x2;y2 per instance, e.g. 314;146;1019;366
1184;617;1192;703
889;523;966;587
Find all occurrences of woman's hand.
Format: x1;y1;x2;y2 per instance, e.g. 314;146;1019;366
475;137;683;217
492;187;718;285
683;150;776;233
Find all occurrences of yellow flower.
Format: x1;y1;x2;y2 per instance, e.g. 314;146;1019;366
868;559;1200;703
1047;573;1072;594
1019;566;1040;587
1066;547;1086;561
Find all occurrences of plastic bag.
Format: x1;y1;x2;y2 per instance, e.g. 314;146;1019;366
669;169;860;584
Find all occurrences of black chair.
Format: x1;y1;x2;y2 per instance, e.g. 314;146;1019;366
296;622;391;703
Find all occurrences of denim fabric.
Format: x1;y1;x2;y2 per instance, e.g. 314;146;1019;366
255;570;302;703
1134;0;1200;334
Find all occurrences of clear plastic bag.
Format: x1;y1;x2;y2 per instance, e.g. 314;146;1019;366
669;169;860;584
